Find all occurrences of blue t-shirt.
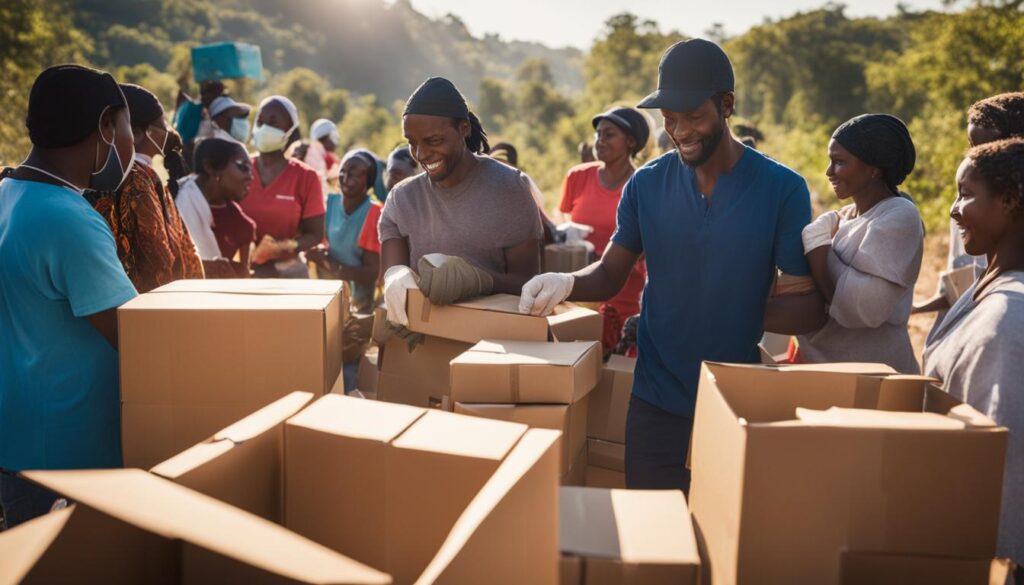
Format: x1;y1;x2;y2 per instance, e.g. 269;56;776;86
612;148;811;416
0;178;137;470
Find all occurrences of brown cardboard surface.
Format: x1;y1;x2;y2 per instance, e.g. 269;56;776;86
559;487;700;585
454;396;589;474
587;355;635;443
149;391;315;523
377;334;472;409
357;351;379;395
450;340;601;404
584;466;625;490
406;290;601;343
10;469;388;584
587;438;624;472
119;279;346;468
840;550;994;585
543;243;592;274
689;362;1008;585
562;444;588;487
560;555;582;585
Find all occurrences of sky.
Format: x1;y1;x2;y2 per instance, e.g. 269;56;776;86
406;0;949;50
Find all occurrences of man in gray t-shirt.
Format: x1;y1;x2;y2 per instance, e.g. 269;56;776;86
381;76;543;327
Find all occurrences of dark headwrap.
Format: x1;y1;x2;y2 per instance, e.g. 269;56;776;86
120;83;164;128
832;114;916;192
592;107;651;156
342;148;379;189
403;77;469;119
27;64;127;148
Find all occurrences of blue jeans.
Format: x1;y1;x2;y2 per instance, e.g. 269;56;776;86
624;395;693;493
0;470;59;530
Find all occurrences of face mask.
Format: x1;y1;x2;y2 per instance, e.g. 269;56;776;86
251;123;291;153
230;117;251;143
88;115;133;192
145;126;168;157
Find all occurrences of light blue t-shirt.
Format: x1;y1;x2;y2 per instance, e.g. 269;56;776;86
612;148;811;417
325;193;373;305
0;178;137;470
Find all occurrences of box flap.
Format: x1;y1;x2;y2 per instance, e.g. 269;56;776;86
214;391;316;443
559;487;700;565
0;504;74;584
287;394;425;442
392;410;526;461
587;439;625;472
151;279;343;296
149;440;234;480
121;291;333;311
604;354;636;374
454;340;598;367
775;363;898;375
22;469;390;584
452;294;584;318
795;407;968;430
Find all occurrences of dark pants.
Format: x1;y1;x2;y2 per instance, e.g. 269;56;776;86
624;395;693;494
0;470;59;530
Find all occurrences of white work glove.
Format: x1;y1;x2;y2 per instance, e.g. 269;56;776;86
801;211;840;254
519;273;575;316
383;265;420;326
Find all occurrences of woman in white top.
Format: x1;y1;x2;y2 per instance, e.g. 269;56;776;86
797;114;923;373
924;138;1024;572
177;138;255;278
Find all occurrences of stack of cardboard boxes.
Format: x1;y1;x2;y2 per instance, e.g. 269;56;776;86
450;340;602;485
582;354;635;488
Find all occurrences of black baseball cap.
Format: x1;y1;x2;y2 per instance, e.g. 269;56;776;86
592;107;651;155
637;39;734;113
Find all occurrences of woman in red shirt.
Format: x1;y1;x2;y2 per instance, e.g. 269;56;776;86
558;107;650;352
242;95;325;277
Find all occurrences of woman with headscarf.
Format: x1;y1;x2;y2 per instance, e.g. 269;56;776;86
558;107;650;353
308;148;383;313
380;77;543;329
89;83;204;293
796;113;923;373
241;95;325;278
923;138;1024;574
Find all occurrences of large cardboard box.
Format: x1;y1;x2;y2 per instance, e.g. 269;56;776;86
119;279;347;468
839;551;999;585
377;334;473;409
562;444;587;487
560;487;700;584
285;395;554;585
0;469;388;585
454;395;589;475
584;438;626;489
357;350;379;395
450;340;602;404
587;355;635;443
406;290;601;344
543;243;593;274
150;391;315;523
689;362;1008;585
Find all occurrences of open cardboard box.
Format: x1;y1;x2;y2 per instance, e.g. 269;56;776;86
118;279;348;469
152;393;562;585
405;290;601;344
560;487;700;584
0;469;388;585
450;340;601;404
376;334;472;409
587;354;635;443
689;362;1008;585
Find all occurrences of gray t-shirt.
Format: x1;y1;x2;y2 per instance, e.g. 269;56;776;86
379;155;543;274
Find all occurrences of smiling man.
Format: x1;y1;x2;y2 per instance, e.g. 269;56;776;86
519;39;826;492
379;77;543;327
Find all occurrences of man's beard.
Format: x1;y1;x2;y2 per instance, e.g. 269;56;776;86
678;117;725;168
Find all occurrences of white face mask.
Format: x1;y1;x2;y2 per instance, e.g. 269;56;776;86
230;117;251;143
251;123;292;153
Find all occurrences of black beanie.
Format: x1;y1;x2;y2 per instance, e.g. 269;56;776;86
26;64;127;148
832;114;916;191
120;83;164;128
403;77;469;120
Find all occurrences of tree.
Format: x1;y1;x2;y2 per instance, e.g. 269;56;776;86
268;67;331;132
478;77;512;133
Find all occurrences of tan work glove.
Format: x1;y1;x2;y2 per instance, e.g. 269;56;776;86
417;254;494;305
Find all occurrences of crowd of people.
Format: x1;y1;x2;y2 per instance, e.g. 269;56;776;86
2;38;1024;575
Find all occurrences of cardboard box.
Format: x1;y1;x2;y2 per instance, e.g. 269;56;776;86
543;243;593;274
191;41;263;81
584;466;625;490
357;350;379;395
586;438;624;472
840;550;997;585
454;395;589;475
562;445;587;487
450;340;601;404
560;556;582;585
377;335;473;409
150;391;315;523
942;265;977;305
119;279;347;468
560;487;700;584
0;469;388;584
587;355;635;443
285;395;541;585
689;362;1008;585
406;290;601;344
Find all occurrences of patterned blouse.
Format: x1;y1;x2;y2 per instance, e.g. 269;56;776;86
90;161;204;293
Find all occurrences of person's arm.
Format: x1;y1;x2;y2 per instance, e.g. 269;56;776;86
806;245;835;303
489;238;542;294
763;277;828;334
295;214;325;253
87;308;119;349
912;293;950;314
336;251;380;288
570;244;639;301
381;237;411;274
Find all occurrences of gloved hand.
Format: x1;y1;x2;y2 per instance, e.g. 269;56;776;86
417;254;494;305
518;272;575;316
383;265;420;326
801;211;840;254
379;321;425;352
252;235;298;265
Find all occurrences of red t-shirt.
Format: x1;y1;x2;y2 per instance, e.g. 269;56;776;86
241;158;325;242
357;202;382;255
210;201;257;260
559;162;646;316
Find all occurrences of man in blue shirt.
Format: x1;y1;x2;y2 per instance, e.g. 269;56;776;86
0;65;138;528
520;39;826;492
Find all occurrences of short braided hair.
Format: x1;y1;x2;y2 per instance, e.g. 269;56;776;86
966;137;1024;215
967;93;1024;138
